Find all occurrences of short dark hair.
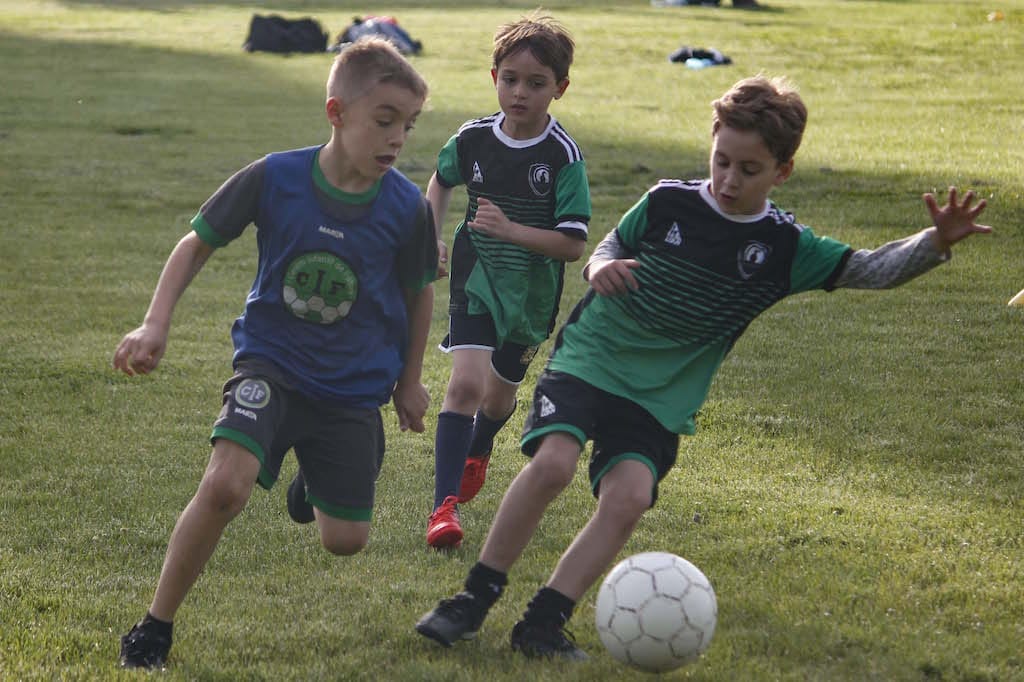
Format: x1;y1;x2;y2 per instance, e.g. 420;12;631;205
493;13;574;82
712;76;808;164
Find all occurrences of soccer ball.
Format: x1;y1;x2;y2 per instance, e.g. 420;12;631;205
595;551;717;673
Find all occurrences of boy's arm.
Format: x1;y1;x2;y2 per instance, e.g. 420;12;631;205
583;229;641;296
836;187;991;289
112;231;215;376
468;197;586;262
426;173;452;278
392;283;433;433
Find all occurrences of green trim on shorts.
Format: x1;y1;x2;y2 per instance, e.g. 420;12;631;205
210;426;275;490
520;423;587;452
308;491;372;522
589;452;658;497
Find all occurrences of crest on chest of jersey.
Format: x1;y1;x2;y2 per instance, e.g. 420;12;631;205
528;163;553;197
737;241;771;280
282;251;359;324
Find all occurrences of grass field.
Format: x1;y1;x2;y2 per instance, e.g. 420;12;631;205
1;0;1022;680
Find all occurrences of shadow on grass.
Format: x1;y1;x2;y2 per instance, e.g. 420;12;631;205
2;23;1018;495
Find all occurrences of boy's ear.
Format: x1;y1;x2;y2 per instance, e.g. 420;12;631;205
326;96;345;127
490;68;498;86
554;78;570;99
774;158;794;186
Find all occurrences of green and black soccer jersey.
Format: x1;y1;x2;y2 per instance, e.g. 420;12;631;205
436;112;591;347
547;179;852;435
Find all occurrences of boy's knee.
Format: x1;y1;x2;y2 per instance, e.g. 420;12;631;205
197;469;253;517
529;451;577;491
599;484;651;526
322;536;367;556
200;440;260;515
445;375;485;411
319;521;370;556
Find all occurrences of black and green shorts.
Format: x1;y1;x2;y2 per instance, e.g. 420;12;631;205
439;311;540;384
211;371;384;521
520;371;680;506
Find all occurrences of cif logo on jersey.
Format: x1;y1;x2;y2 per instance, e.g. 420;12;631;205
737;241;771;280
528;163;553;197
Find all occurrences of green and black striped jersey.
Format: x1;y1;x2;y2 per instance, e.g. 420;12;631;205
437;112;591;346
548;179;851;434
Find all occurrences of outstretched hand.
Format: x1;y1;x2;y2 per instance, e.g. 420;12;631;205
924;187;992;252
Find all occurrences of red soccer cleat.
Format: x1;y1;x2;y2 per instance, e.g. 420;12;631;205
458;454;491;504
427;496;463;549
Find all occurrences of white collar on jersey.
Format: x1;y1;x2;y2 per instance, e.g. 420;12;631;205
491;112;558;148
698;179;771;223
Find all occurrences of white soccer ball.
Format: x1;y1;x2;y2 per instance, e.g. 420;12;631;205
595;551;717;673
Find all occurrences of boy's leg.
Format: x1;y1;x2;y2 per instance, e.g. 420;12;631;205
150;439;261;619
315;514;371;556
416;432;582;646
428;348;490;548
546;459;654;600
120;439;260;669
458;369;518;503
478;432;581;571
295;403;382;556
511;459;654;661
459;341;537;503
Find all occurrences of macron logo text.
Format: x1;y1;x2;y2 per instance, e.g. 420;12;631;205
318;225;345;240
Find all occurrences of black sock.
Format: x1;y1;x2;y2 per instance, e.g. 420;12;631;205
522;586;575;628
433;411;474;508
466;401;516;460
464;562;508;609
142;612;173;638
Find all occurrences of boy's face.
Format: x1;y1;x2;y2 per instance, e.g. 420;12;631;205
709;125;793;216
491;48;568;140
328;82;423;184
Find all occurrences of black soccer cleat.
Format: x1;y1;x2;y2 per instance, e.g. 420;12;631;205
287;469;315;524
415;592;488;647
119;619;172;670
510;619;589;662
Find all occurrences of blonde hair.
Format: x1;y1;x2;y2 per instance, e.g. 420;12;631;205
327;37;428;104
712;76;807;164
493;12;574;82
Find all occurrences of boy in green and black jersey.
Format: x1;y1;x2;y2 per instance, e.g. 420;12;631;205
416;75;991;660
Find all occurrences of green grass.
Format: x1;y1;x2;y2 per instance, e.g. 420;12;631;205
1;0;1022;679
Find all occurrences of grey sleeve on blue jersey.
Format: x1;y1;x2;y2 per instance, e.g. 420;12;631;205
835;228;950;289
197;158;265;243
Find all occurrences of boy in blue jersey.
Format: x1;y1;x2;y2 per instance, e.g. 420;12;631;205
415;76;991;660
424;13;591;550
113;38;437;670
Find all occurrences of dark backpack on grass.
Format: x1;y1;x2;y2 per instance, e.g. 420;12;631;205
243;15;327;54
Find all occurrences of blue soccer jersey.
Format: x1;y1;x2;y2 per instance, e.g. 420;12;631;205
191;146;437;406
